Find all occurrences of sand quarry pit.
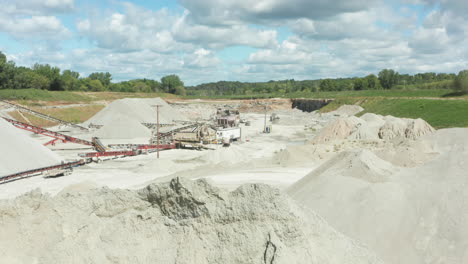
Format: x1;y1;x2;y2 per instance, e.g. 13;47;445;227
0;99;467;263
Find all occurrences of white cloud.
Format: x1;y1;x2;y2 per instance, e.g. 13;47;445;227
183;48;221;68
0;15;70;40
172;14;278;49
4;0;75;15
179;0;379;25
77;5;185;53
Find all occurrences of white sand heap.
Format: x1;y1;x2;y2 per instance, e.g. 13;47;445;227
0;177;383;264
328;105;364;116
288;128;468;264
348;122;381;140
0;118;63;177
404;118;436;140
94;115;152;140
84;98;188;126
313;114;435;143
311;116;364;144
360;113;385;127
378;116;410;140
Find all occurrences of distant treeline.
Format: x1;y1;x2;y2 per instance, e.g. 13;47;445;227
1;50;467;95
0;51;186;95
186;70;463;96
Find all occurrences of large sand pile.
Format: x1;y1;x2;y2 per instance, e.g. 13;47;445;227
331;105;364;116
312;114;435;143
0;177;383;264
94;115;152;140
84;98;187;126
404;118;436;140
311;117;364;144
0;118;63;176
288;128;468;264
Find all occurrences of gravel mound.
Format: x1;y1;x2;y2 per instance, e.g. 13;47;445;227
0;177;383;264
378;116;410;140
313;114;435;143
84;98;187;126
311;117;364;144
0;118;63;177
288;128;468;264
94;115;152;140
404;118;436;140
328;105;364;116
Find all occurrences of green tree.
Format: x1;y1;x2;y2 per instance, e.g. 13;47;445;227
61;70;80;91
0;51;6;65
378;69;399;89
0;52;16;89
454;70;468;93
353;78;367;90
161;74;184;94
319;79;336;91
13;68;50;90
88;79;106;91
32;63;62;90
174;85;187;96
89;72;112;87
365;74;381;90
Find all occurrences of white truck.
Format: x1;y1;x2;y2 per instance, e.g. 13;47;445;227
216;127;241;146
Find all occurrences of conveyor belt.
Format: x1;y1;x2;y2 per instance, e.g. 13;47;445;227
0;100;89;131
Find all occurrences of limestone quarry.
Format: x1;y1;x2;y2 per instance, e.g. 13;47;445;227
0;98;467;264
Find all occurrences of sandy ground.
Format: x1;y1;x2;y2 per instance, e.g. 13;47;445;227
0;109;319;199
1;99;467;264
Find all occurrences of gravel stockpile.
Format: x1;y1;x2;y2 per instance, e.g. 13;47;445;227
0;118;63;176
288;128;468;264
312;114;436;143
84;98;188;126
94;115;152;140
0;177;383;264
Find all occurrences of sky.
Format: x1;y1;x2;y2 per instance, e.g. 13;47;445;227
1;0;467;85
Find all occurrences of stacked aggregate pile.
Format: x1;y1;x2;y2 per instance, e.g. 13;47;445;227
348;113;385;141
288;128;468;264
311;117;363;144
404;118;436;140
312;114;435;143
84;98;188;126
0;118;63;176
328;105;364;116
0;177;383;264
377;116;411;140
94;115;152;141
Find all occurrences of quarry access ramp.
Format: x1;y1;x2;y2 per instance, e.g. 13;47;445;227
0;100;89;131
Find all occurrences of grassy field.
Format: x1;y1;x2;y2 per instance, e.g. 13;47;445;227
1;88;467;128
291;89;464;99
0;89;177;105
8;105;105;127
185;89;468;100
321;98;468;128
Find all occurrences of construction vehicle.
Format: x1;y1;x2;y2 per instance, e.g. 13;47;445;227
270;113;280;123
216;127;241;143
174;124;217;149
216;108;240;128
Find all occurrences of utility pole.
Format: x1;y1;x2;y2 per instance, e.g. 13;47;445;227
153;105;161;159
157;105;160;159
263;104;267;133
